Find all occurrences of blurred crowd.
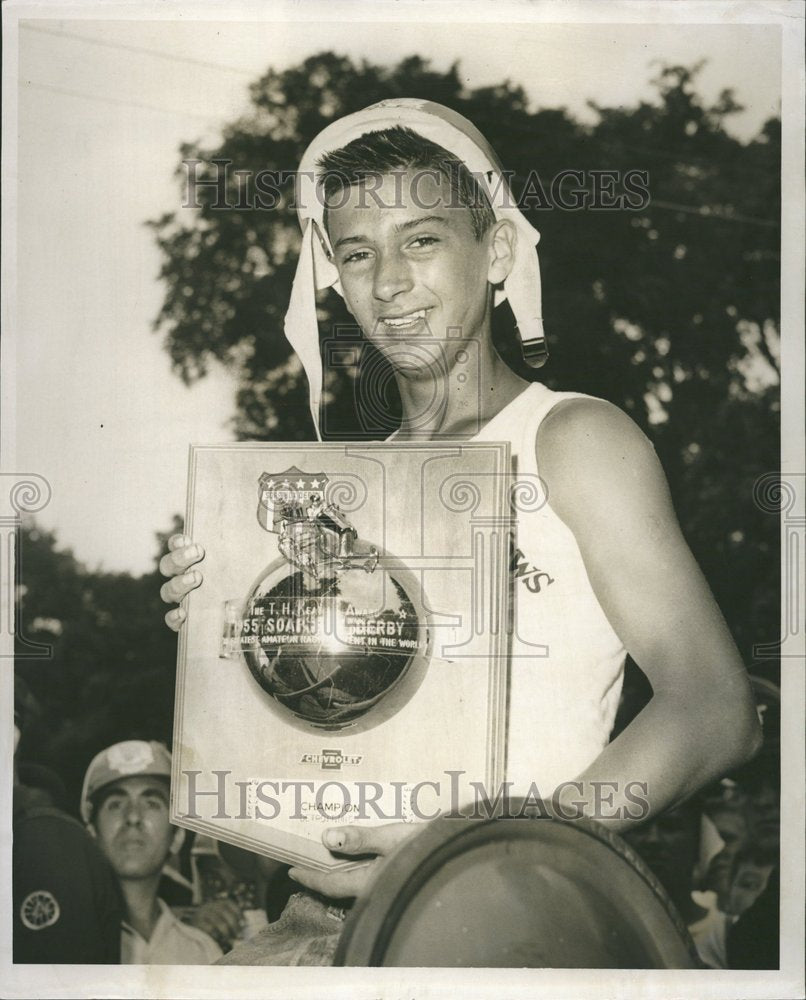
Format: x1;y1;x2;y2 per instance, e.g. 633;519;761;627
12;672;780;967
13;679;297;965
625;674;780;969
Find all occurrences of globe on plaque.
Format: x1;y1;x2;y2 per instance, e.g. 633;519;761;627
241;541;431;733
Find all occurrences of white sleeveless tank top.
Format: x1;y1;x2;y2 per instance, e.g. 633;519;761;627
471;382;626;794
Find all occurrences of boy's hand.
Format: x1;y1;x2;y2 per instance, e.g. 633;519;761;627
159;533;205;631
288;822;418;900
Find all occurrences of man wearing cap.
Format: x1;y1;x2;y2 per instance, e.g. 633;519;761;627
13;678;123;964
160;101;761;909
81;740;222;964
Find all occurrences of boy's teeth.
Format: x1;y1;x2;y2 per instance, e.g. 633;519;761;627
384;310;425;327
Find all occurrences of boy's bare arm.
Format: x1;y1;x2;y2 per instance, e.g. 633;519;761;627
537;397;762;829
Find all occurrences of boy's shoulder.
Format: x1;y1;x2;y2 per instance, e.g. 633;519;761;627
539;393;654;465
540;393;644;441
536;394;663;528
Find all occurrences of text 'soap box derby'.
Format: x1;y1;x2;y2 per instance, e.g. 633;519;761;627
172;442;511;870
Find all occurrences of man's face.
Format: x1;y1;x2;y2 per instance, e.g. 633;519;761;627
744;778;780;855
92;775;176;880
702;805;748;905
326;170;496;379
726;860;773;917
626;805;700;896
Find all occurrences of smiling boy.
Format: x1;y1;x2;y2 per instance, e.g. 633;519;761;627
161;101;761;905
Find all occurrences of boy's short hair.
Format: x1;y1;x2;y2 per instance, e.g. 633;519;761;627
317;125;496;240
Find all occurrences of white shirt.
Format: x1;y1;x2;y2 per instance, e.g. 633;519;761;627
472;383;627;793
121;898;223;965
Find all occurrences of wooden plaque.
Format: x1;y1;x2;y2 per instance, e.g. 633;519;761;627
172;442;511;870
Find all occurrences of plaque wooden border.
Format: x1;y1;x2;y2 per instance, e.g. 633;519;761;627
172;441;511;870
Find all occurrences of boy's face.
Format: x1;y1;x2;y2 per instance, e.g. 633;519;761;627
325;170;497;379
91;775;177;880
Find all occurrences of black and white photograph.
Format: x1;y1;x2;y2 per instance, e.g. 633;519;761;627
2;1;803;997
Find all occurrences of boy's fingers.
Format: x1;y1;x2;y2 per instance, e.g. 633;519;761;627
288;862;373;900
164;607;186;632
322;822;416;857
167;533;192;551
158;543;205;579
159;570;202;604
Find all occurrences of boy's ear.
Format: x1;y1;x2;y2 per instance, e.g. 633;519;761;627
487;219;517;285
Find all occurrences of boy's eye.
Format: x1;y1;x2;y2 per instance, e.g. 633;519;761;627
342;249;372;264
340;235;438;265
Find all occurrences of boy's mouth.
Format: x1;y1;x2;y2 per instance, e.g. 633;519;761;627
378;308;430;331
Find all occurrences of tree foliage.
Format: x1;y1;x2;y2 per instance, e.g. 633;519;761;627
14;519;182;814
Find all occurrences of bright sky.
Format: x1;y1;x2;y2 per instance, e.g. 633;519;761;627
9;10;782;575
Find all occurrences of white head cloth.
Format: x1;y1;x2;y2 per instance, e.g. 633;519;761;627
285;98;546;439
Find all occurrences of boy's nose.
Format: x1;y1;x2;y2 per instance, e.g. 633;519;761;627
372;251;413;302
